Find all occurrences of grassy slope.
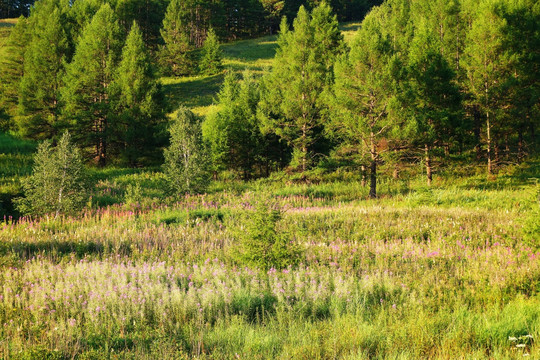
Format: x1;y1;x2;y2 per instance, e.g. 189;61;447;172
162;23;361;117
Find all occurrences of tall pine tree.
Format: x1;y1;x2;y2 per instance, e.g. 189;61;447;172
330;4;401;198
111;21;164;165
258;3;343;173
0;16;29;131
158;0;195;76
18;0;72;139
62;3;123;166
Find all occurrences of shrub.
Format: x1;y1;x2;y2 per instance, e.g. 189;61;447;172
16;131;88;217
235;200;302;269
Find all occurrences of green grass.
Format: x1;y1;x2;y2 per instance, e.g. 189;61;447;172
0;18;17;58
160;22;361;117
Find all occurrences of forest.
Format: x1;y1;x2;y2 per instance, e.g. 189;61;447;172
0;0;539;358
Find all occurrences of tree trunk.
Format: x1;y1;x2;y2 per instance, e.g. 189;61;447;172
392;149;399;179
301;123;307;174
425;143;432;186
369;132;377;199
361;165;366;187
518;130;524;163
474;108;482;160
486;110;492;175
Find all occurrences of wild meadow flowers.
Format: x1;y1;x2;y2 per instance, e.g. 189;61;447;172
0;184;539;358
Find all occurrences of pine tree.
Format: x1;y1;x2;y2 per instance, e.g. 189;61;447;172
407;22;462;185
158;0;195;75
62;4;124;167
111;21;164;165
330;5;401;198
463;0;514;175
18;0;72;140
258;3;343;174
16;131;88;218
0;16;29;131
164;107;210;195
199;27;223;75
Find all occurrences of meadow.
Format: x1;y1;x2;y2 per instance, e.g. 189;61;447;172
1;15;539;359
0;163;539;359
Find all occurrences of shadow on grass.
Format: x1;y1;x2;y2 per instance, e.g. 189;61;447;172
0;239;113;261
222;35;278;63
162;73;224;113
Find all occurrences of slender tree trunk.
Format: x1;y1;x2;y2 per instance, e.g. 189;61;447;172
369;132;377;199
474;109;482;161
361;165;366;187
486;110;492;175
425;143;432;186
393;149;399;179
518;130;524;163
301;123;307;174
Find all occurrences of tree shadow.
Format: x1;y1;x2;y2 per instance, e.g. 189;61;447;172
162;73;224;114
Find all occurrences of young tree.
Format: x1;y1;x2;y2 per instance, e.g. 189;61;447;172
17;0;72;139
158;0;195;76
62;4;124;167
330;5;401;198
199;27;223;75
16;131;88;218
164;107;210;195
111;21;164;165
258;3;343;173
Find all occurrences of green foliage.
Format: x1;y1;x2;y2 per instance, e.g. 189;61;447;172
62;3;123;167
112;21;164;165
199;27;223;75
329;5;401;197
158;0;195;76
16;131;88;217
259;3;343;173
163;107;210;195
0;16;28;132
235;200;302;270
203;70;270;178
17;0;71;140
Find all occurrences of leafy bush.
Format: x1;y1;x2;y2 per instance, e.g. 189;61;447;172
235;200;302;269
15;132;88;217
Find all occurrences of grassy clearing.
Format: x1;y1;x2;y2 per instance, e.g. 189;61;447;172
0;174;539;358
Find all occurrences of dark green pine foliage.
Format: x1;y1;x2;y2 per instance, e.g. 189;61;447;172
16;131;88;218
112;21;164;165
0;16;29;132
407;22;462;185
203;71;265;179
158;0;195;76
62;4;123;167
330;4;401;198
502;0;540;159
164;107;210;195
17;0;72;140
199;28;223;75
259;3;343;174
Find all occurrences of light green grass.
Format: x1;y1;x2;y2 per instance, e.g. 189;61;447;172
160;23;361;117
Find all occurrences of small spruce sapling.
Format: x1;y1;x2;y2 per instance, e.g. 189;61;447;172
235;200;302;270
